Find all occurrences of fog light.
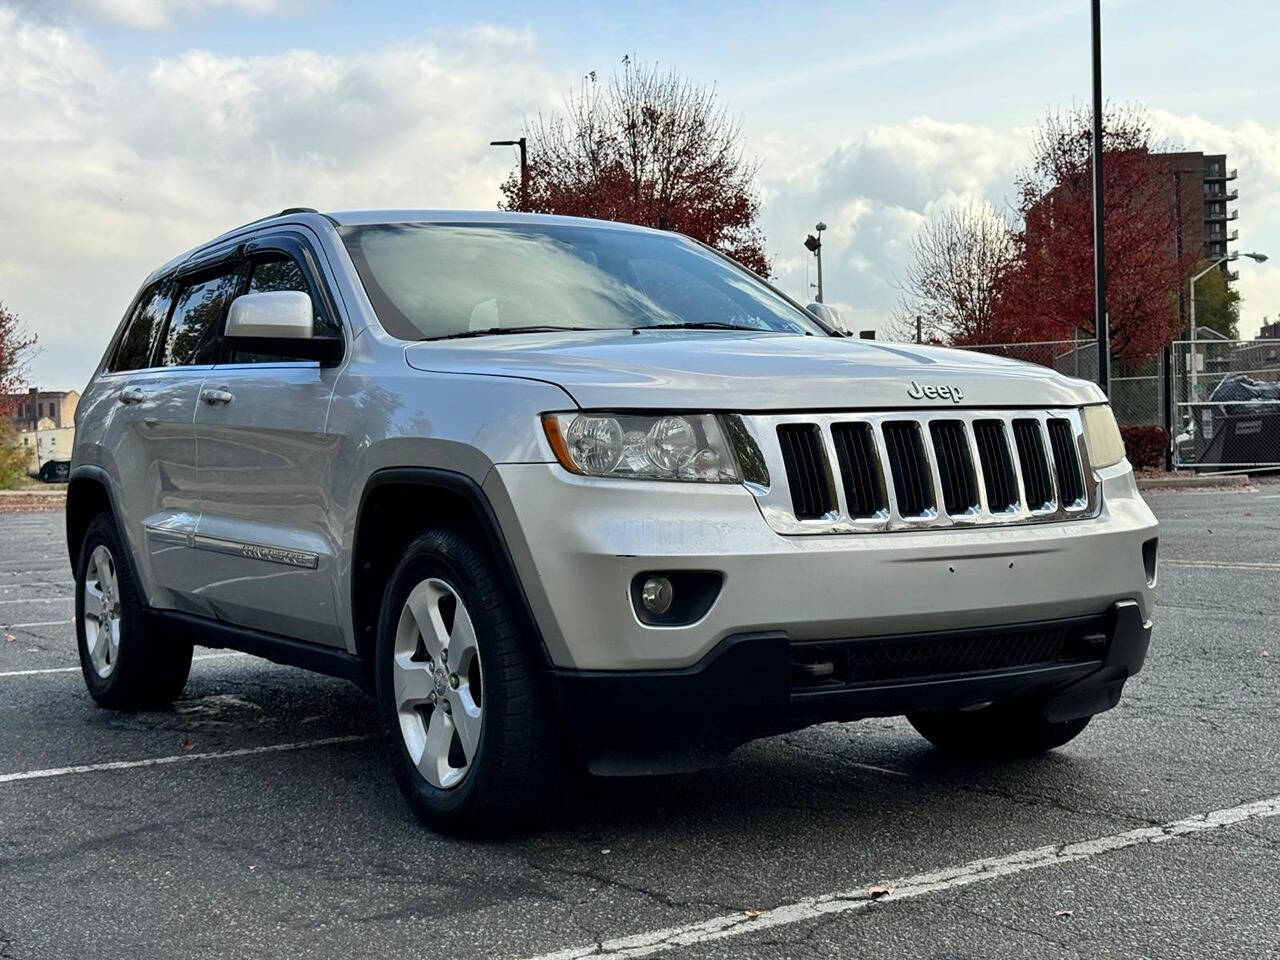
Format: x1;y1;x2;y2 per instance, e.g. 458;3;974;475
640;576;674;615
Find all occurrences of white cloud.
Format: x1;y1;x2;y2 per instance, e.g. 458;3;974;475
0;8;562;387
752;119;1026;336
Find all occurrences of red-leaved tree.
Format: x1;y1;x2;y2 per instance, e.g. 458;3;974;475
500;57;770;275
993;106;1196;364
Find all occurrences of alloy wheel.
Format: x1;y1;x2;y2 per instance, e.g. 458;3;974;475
391;578;484;789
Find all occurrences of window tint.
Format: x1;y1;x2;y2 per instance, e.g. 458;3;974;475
111;282;173;372
248;255;308;296
161;267;243;366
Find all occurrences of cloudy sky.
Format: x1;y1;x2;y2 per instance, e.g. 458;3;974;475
5;0;1280;390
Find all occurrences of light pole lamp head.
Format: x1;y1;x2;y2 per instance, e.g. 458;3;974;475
815;221;827;233
1242;251;1269;263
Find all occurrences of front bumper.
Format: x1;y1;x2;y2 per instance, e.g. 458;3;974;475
541;600;1150;771
484;462;1158;671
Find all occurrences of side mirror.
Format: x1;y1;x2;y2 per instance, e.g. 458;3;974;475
806;302;850;336
225;291;342;363
227;290;314;339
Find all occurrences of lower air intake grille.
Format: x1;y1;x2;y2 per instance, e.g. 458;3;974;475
1047;418;1085;506
1013;419;1054;511
831;422;886;518
973;419;1018;512
882;421;934;516
789;623;1086;691
929;421;979;515
777;423;833;520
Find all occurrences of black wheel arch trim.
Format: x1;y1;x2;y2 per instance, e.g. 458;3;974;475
66;464;129;573
352;466;552;669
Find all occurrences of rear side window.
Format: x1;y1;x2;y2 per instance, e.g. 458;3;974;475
110;282;172;372
161;266;243;366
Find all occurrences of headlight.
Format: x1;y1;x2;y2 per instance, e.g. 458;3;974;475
543;412;741;482
1082;404;1126;468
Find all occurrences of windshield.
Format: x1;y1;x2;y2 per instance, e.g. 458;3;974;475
340;221;823;341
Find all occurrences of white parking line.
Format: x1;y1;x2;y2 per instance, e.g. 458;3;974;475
0;651;246;678
525;794;1280;960
0;734;374;785
0;596;72;604
1163;559;1280;572
1;619;72;629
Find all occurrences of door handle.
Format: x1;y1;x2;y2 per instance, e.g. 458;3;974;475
118;386;148;405
200;387;234;406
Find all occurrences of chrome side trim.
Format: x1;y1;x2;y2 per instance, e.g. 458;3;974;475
192;534;321;570
742;407;1099;536
144;523;320;569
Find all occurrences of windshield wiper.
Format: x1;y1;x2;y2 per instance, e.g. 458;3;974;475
426;325;596;341
631;321;762;334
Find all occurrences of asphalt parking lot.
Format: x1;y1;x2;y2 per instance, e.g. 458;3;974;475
1;486;1278;959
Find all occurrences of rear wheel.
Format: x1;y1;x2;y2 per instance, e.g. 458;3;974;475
75;512;192;710
375;527;554;836
907;700;1091;758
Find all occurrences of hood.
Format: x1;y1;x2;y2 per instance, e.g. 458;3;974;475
403;330;1105;411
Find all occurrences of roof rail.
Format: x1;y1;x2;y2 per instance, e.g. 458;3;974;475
231;207;321;231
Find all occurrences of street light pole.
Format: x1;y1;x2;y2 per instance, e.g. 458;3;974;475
1090;0;1109;394
489;137;528;210
1188;251;1269;400
804;222;827;302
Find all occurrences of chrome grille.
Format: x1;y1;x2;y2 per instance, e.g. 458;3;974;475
741;409;1096;535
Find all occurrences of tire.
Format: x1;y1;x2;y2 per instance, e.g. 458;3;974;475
907;700;1091;758
374;526;554;836
75;511;193;710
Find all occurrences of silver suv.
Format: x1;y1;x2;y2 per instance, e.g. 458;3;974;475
70;209;1158;835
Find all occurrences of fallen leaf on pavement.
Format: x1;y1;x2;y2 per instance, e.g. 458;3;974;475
180;741;195;751
743;910;760;919
869;886;894;899
1055;909;1074;918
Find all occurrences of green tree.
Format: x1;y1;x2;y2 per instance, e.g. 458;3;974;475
1190;261;1240;339
0;301;38;488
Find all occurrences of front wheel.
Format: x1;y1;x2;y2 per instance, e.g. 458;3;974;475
907;700;1091;758
374;527;555;836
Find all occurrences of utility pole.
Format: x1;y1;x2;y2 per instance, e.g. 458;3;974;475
1090;0;1110;395
1165;169;1183;469
489;137;528;210
804;222;827;302
915;315;923;344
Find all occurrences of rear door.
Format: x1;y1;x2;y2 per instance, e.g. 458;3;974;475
101;258;242;613
191;233;347;646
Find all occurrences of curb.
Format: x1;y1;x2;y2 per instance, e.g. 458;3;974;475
1136;474;1253;491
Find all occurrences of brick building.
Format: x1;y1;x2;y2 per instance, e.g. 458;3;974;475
5;388;79;431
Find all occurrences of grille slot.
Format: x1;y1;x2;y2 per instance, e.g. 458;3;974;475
929;421;979;515
831;423;887;518
1013;419;1054;511
777;424;834;520
973;420;1018;512
882;422;934;516
1047;418;1085;506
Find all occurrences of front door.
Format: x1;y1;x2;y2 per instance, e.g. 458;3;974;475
191;239;347;646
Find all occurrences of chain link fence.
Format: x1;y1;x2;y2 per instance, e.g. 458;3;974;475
1171;338;1280;471
950;339;1166;428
